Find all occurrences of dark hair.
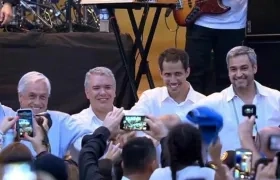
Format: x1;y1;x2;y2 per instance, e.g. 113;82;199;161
158;48;189;71
0;142;33;164
121;137;156;174
167;124;204;180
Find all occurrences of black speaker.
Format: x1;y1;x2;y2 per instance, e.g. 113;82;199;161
245;41;280;90
246;0;280;37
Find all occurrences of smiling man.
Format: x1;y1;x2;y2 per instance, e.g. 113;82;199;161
70;67;120;162
129;48;205;118
167;46;280;154
15;71;93;158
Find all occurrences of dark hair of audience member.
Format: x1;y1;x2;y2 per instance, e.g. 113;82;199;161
167;124;204;180
121;137;156;175
158;48;189;72
0;142;33;164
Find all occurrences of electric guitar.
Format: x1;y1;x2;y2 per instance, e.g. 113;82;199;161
173;0;231;27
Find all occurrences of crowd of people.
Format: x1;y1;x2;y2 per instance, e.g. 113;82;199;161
0;46;278;180
0;0;279;179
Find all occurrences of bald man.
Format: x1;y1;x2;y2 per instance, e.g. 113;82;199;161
256;127;280;158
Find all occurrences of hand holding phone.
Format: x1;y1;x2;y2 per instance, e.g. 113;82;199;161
120;115;150;131
16;109;34;138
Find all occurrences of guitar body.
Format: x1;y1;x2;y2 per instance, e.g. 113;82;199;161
173;0;231;27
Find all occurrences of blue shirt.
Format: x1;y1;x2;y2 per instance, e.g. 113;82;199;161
0;103;16;120
0;104;93;158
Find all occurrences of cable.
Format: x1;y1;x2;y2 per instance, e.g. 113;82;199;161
164;8;179;48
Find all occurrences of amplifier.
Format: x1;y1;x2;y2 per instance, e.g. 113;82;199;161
246;0;280;37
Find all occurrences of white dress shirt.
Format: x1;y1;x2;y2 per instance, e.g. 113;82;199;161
129;84;205;116
149;166;215;180
179;81;280;153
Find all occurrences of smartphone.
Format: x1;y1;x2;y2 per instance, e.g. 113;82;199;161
16;109;33;138
268;135;280;151
242;105;256;117
233;148;253;179
120;115;150;131
2;162;36;180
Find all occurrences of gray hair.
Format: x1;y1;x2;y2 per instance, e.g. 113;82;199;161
226;46;257;65
18;71;51;95
84;67;116;88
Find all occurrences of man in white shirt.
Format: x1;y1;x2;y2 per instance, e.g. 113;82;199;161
186;0;248;94
129;48;205;119
8;71;93;158
168;46;280;154
71;67;118;132
71;67;122;162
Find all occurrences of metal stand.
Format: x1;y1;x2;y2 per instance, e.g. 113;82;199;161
107;7;138;102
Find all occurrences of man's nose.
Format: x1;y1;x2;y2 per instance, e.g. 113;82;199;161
236;70;243;77
34;97;41;104
170;75;177;82
99;88;106;94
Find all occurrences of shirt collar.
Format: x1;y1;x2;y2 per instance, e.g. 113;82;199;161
226;80;269;102
88;105;116;119
161;83;198;103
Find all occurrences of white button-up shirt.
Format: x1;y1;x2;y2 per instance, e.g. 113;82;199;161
71;84;205;163
129;84;206;116
179;81;280;154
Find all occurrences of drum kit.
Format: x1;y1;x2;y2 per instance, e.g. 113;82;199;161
0;0;100;32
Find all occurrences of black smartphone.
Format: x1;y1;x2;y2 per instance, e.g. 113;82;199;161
268;135;280;151
242;104;256;117
16;109;34;138
120;115;150;131
233;148;253;179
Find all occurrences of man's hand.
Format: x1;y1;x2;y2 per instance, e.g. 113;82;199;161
103;107;124;137
23;120;47;154
238;116;255;140
255;157;277;180
0;3;13;25
0;116;19;134
208;138;222;164
114;131;136;149
103;141;121;161
158;114;181;129
144;115;168;141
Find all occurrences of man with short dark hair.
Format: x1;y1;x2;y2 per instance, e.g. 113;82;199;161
129;48;205;119
121;137;158;180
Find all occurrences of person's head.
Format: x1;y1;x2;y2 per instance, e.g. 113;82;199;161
18;71;51;115
84;67;116;113
158;48;190;94
0;142;33;164
121;137;158;177
167;123;204;180
34;154;68;180
226;46;257;91
255;127;280;159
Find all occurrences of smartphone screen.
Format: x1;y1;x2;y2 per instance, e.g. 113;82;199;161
269;135;280;151
16;109;33;138
120;115;150;131
3;162;36;180
242;105;256;117
234;149;253;179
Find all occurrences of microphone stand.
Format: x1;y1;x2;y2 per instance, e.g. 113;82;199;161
66;0;73;32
